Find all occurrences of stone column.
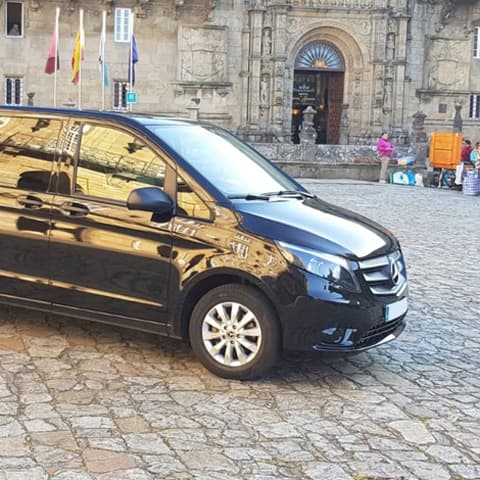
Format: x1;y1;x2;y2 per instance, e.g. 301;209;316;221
453;102;463;133
247;1;265;132
371;14;387;131
392;15;409;131
339;104;349;145
269;2;289;138
411;110;428;166
239;26;251;130
186;98;200;121
300;106;317;144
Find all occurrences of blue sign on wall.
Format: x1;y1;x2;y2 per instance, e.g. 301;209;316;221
126;92;138;104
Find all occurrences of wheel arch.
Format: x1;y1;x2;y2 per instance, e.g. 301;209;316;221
172;269;281;340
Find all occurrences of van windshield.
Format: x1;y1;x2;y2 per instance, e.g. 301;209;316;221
148;125;299;197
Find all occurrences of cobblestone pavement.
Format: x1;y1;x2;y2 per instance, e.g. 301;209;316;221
0;181;479;480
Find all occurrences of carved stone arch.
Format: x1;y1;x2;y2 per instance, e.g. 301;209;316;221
287;23;368;104
286;23;369;143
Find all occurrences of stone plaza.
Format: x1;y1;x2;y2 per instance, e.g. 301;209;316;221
0;180;478;479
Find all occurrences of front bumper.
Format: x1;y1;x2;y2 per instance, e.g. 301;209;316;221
280;290;408;353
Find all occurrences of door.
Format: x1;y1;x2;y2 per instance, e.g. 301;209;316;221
326;72;344;144
48;121;173;327
0;115;65;304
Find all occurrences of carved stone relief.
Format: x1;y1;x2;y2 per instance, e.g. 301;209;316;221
179;26;227;82
260;76;269;107
262;28;272;56
424;39;469;90
360;20;371;36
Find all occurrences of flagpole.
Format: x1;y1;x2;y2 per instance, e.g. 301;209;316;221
129;11;134;112
54;7;60;107
101;10;106;111
78;8;83;110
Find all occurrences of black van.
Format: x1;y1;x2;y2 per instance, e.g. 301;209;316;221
0;107;408;379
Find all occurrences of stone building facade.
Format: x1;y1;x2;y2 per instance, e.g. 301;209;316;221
1;0;480;144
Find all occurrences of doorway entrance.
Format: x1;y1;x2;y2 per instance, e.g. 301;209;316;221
292;41;345;144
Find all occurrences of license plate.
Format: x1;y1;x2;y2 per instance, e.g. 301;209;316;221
385;297;408;322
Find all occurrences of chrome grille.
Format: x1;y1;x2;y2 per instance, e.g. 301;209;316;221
358;250;407;296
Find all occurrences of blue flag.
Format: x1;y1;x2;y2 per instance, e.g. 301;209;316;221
128;35;139;86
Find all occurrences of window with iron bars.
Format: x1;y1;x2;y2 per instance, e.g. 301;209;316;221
4;76;22;105
113;81;128;111
469;94;480;119
473;27;480;58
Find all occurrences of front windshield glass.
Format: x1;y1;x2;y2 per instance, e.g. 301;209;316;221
148;124;299;197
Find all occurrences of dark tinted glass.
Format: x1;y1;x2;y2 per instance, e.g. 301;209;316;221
75;124;167;202
149;125;298;197
6;2;22;37
0;116;63;192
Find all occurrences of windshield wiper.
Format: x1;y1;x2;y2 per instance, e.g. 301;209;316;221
260;190;315;198
227;193;270;200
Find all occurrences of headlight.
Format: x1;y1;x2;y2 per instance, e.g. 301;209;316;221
277;241;361;293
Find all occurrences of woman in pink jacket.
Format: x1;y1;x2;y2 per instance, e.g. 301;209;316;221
376;132;395;183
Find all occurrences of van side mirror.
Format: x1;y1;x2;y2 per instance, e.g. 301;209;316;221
127;187;174;221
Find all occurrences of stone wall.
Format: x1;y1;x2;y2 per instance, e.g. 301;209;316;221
251;143;416;180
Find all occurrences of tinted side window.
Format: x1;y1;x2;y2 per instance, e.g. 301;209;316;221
75;124;167;202
0;116;63;192
177;175;211;220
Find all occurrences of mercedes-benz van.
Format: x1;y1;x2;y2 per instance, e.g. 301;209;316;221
0;107;408;379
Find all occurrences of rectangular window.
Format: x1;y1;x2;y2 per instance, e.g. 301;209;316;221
0;116;63;191
473;27;480;58
469;94;480;119
76;124;166;202
5;1;23;38
113;81;128;111
4;76;22;105
114;8;131;43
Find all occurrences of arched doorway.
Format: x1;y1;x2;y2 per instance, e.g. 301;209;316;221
292;41;345;144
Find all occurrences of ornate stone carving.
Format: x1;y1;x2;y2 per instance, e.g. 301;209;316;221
360;20;371;35
135;0;151;18
260;76;269;107
30;0;41;11
262;28;272;56
424;39;469;90
179;26;227;82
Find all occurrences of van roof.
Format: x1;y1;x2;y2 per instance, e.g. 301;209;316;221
0;105;204;129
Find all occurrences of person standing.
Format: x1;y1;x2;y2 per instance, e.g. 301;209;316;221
461;139;474;165
376;132;395;183
470;141;480;167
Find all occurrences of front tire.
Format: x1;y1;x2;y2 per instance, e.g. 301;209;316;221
189;284;280;380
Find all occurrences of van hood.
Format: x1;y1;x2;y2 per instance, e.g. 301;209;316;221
234;196;398;259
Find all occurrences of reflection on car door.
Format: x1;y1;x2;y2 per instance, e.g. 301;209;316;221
0;115;65;305
48;121;172;329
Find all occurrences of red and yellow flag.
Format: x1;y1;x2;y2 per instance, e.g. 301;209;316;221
71;28;85;85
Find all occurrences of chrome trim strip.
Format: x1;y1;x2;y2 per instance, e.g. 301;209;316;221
363;271;390;282
358;256;389;269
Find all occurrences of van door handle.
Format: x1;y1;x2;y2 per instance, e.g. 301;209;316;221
59;202;90;217
17;195;43;210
